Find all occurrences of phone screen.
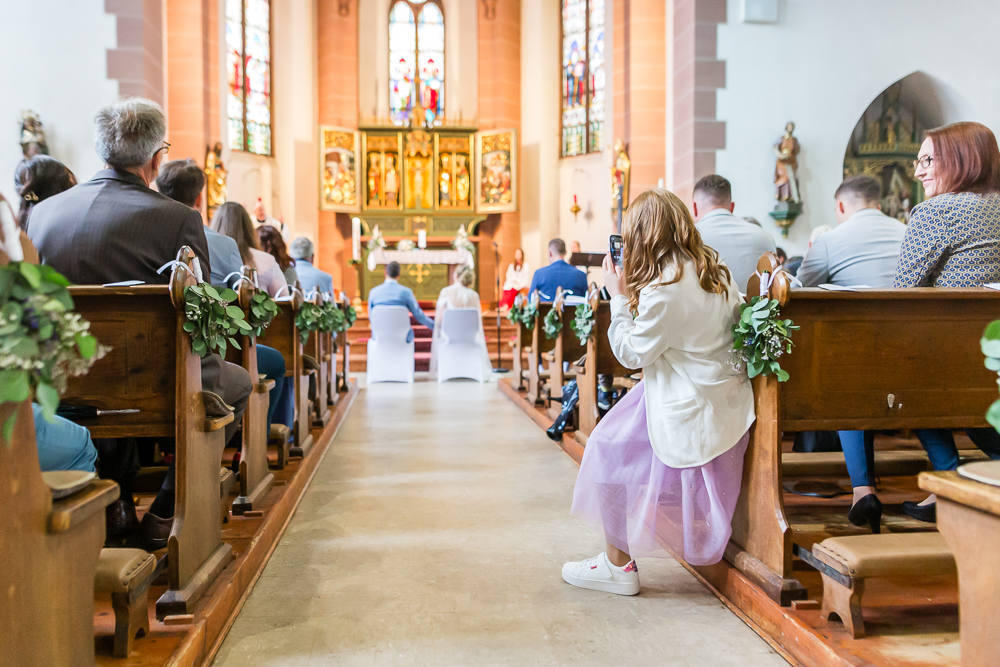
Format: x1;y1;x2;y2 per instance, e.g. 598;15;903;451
609;235;624;268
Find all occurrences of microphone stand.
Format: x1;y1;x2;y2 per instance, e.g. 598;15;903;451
492;241;508;373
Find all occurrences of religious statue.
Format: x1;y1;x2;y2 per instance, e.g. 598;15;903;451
368;158;382;206
204;142;227;219
439;153;452;206
773;122;801;203
455;154;470;204
384;155;399;205
610;139;631;232
20;110;48;157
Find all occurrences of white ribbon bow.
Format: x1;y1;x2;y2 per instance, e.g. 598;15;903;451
157;258;204;283
752;268;802;299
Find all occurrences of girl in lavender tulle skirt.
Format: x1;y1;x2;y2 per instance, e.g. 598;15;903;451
562;188;756;596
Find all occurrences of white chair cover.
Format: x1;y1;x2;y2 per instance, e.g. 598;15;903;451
367;306;415;383
437;308;487;383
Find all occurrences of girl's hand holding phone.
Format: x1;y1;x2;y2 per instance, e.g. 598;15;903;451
603;253;623;298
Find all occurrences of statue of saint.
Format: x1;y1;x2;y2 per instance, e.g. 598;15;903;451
439;153;452;206
456;154;470;204
368;158;381;206
204;142;227;219
20;110;48;157
384;155;399;206
773;122;801;203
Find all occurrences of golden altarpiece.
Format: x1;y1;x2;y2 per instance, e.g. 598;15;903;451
320;121;516;301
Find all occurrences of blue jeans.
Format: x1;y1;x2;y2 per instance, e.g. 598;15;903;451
838;430;875;488
916;428;1000;471
33;404;98;473
256;345;286;435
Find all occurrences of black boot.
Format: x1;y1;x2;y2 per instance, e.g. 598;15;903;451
547;380;579;441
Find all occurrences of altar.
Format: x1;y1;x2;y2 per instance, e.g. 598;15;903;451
364;247;474;302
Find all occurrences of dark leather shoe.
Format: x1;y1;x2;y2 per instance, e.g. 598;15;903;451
138;512;173;551
901;500;937;523
847;494;883;533
105;499;139;541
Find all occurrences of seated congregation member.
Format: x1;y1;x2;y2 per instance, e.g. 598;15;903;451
368;261;434;329
14;154;77;233
562;189;755;595
212;202;288;298
27;98;252;547
692;174;776;292
259;225;298;286
797;175;907;532
500;247;531;310
529;238;589;301
155;159;241;288
428;265;493;380
288;236;333;294
893;121;1000;523
155;159;289;439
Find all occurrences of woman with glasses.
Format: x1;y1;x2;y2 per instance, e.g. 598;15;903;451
893;121;1000;523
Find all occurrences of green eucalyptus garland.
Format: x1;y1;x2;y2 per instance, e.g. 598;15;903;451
295;301;323;345
730;296;798;382
542;307;562;340
981;320;1000;431
318;301;346;334
568;301;596;346
507;299;538;329
0;262;108;441
182;283;252;358
247;290;279;338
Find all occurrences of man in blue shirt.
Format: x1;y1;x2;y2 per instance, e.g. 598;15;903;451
289;236;335;295
368;261;434;329
529;238;590;301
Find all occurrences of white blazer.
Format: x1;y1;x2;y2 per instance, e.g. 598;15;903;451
608;260;755;468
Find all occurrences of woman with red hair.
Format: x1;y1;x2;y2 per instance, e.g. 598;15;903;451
894;121;1000;523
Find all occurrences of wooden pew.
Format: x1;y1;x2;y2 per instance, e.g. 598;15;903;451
0;400;119;667
335;294;353;394
730;253;1000;605
526;296;556;406
544;290;587;420
63;248;235;618
508;294;532;391
575;291;629;441
304;291;332;428
227;267;275;515
257;285;313;459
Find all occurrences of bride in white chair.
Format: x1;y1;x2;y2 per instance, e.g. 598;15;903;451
429;266;494;382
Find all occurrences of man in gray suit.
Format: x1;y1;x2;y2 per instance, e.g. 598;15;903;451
692;175;777;292
28;98;252;549
796;176;906;288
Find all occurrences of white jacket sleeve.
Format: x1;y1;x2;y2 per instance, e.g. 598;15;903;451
608;292;671;370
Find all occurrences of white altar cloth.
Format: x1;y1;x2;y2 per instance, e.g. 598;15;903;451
368;247;474;272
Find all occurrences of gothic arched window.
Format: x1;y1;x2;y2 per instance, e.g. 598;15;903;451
389;0;445;127
226;0;272;155
562;0;605;157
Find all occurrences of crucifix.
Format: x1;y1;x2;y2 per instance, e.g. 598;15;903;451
407;264;431;284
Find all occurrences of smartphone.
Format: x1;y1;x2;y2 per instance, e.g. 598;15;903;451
609;234;624;268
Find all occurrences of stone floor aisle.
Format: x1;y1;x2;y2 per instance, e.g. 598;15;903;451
213;379;789;667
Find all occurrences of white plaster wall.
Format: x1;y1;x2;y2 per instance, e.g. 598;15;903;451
716;0;1000;256
0;0;118;198
358;0;478;125
225;0;319;244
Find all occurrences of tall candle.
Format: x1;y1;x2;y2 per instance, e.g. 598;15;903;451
417;229;427;249
351;217;361;260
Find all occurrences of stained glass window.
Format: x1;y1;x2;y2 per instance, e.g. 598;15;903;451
562;0;604;157
389;0;445;127
226;0;272;156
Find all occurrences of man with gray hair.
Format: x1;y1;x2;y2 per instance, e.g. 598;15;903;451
28;98;251;550
288;236;333;294
796;175;906;288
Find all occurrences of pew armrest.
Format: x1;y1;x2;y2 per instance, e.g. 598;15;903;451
204;412;235;432
541;352;555;363
259;379;276;392
323;354;332;362
48;479;119;534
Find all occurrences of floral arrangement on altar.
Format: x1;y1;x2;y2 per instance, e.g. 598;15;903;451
396;239;415;252
981;320;1000;430
366;225;386;252
0;262;108;440
452;224;475;256
730;295;798;382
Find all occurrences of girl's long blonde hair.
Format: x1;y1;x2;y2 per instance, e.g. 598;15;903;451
622;188;732;311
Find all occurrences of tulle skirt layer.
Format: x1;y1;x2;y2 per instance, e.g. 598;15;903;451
570;381;749;566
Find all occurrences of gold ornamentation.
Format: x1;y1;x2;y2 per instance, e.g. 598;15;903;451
610;139;630;230
320;127;360;211
205;141;227;220
476;129;517;213
407;264;431;284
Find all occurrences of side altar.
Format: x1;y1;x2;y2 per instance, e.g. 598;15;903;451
318;121;517;302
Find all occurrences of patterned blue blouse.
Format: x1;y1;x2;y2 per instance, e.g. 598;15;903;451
894;191;1000;288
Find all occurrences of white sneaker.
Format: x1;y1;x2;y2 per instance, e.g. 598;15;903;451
562;551;640;596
